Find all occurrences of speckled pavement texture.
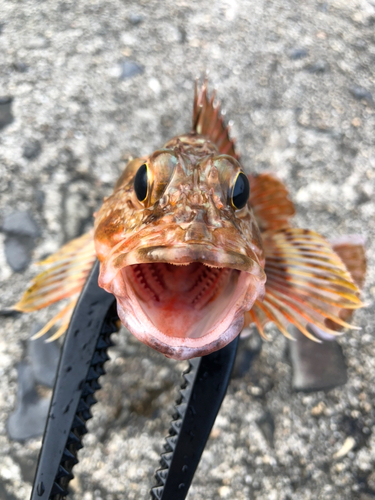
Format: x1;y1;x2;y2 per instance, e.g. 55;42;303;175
1;1;375;499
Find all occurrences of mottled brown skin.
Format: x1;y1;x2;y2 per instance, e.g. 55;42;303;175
95;135;264;268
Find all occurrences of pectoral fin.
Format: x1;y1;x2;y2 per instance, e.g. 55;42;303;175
249;228;364;341
14;231;96;341
311;234;366;337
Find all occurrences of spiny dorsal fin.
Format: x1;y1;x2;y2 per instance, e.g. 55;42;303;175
192;78;239;160
249;173;296;232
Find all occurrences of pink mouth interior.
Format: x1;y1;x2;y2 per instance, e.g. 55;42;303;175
122;262;241;339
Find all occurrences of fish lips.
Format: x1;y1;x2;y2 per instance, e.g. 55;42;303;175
98;244;266;360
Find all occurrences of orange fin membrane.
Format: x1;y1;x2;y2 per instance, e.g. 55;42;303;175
14;231;96;341
250;228;364;342
309;234;366;340
249;173;296;232
192;78;239;159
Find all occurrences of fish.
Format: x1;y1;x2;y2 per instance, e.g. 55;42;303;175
14;79;366;360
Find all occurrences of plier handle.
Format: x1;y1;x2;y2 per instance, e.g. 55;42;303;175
31;261;239;500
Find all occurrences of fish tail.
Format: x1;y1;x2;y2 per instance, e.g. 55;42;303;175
192;78;239;159
14;231;96;341
249;228;365;341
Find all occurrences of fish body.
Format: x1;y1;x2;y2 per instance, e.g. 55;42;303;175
15;80;366;360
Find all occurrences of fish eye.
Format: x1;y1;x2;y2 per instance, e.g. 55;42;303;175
231;172;250;210
134;163;149;202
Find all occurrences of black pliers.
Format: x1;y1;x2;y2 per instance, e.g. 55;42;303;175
30;261;239;500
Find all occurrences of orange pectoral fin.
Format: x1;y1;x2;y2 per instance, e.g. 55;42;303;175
249;228;364;341
248;173;296;232
14;231;96;341
323;235;366;332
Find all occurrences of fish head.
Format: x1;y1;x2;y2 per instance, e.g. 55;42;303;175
94;134;266;359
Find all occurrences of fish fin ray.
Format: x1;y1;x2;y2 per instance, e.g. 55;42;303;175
250;228;363;341
325;235;367;331
192;78;239;159
14;231;96;341
249;173;295;232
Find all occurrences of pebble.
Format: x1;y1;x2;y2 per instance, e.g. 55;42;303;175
128;14;144;25
311;401;326;416
349;86;374;106
7;363;50;441
2;211;40;238
12;62;28;72
22;140;41;160
0;96;14;130
306;59;330;73
1;211;40;271
289;328;347;391
119;60;144;80
218;485;231;498
333;436;356;459
288;48;309;60
4;235;35;272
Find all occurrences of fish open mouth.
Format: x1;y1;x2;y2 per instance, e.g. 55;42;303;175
99;245;266;360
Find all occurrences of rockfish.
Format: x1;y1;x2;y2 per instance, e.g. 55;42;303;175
15;80;366;360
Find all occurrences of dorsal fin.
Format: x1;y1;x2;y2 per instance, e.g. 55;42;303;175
192;78;239;160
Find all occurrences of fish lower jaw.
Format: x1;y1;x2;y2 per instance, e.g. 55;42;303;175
118;304;245;360
109;261;265;360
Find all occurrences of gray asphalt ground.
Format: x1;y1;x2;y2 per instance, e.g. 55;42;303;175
0;0;375;499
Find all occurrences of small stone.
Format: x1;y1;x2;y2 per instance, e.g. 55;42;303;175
210;427;221;439
289;328;347;392
0;96;14;130
2;211;40;238
12;61;28;72
218;485;231;498
7;363;50;441
333;436;356;459
311;401;326;416
119;59;144;80
352;117;361;127
306;60;329;73
349;86;374;106
256;410;275;448
288;48;309;60
128;14;144;25
22;140;41;160
148;77;161;95
4;235;35;272
28;323;60;387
